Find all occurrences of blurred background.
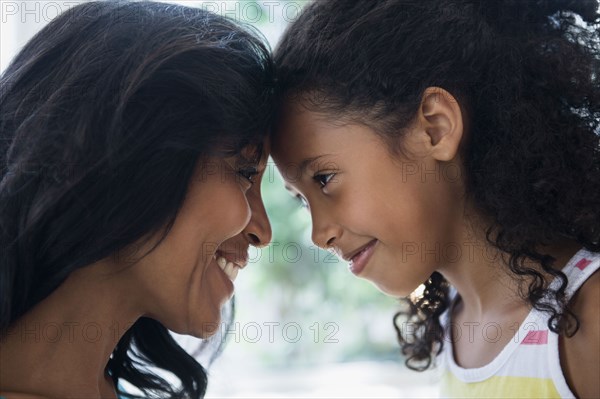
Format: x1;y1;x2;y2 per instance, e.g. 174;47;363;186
0;1;440;397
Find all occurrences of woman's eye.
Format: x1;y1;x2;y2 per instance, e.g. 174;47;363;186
295;194;309;209
238;167;259;185
314;173;335;188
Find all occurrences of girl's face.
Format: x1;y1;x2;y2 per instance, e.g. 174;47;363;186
272;100;466;297
124;150;271;338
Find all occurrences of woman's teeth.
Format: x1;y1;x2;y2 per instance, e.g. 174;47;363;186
216;256;240;282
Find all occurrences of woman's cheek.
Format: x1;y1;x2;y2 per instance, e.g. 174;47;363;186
213;184;251;238
230;193;251;233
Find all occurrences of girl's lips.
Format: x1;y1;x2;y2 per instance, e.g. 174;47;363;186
348;240;377;275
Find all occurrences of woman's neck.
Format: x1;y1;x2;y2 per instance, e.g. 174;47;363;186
0;260;141;398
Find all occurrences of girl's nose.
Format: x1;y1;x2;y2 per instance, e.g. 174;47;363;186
310;205;342;249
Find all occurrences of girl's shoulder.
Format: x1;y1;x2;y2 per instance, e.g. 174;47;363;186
560;256;600;399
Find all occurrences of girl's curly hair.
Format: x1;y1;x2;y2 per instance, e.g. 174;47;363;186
274;0;600;371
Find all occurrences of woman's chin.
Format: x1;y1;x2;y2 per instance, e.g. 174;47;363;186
166;306;225;339
194;326;221;340
180;318;222;339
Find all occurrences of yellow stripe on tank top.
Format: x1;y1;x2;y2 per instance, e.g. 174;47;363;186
440;371;561;398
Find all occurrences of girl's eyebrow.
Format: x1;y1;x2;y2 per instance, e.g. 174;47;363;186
282;154;334;192
298;154;331;174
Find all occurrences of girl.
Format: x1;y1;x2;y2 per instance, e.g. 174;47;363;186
271;0;600;397
0;1;273;398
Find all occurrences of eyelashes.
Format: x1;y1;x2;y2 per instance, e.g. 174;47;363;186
295;194;309;209
294;172;337;209
290;171;337;209
313;173;336;188
238;166;259;185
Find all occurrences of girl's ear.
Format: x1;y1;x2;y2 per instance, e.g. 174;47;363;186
415;86;464;162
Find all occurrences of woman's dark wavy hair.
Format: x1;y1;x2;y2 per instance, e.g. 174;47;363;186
274;0;600;371
0;1;274;397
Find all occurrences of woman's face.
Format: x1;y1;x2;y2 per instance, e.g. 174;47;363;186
272;101;466;297
125;149;271;338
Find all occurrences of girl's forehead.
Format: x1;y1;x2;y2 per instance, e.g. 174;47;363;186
275;104;345;149
273;125;388;181
273;119;336;167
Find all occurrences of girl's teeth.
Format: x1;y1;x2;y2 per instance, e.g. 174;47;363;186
215;256;240;282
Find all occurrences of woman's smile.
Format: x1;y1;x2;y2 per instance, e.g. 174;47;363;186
214;248;249;284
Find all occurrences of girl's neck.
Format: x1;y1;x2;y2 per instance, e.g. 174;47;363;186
439;224;582;319
0;260;141;398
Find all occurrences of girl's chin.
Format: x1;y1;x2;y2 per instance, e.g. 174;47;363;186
369;279;415;298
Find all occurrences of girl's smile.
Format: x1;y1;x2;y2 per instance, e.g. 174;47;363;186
342;239;378;275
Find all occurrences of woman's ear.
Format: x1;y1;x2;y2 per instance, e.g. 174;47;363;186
414;86;464;161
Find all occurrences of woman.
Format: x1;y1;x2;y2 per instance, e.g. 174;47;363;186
0;1;274;398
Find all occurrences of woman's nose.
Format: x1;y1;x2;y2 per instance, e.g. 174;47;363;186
243;183;272;247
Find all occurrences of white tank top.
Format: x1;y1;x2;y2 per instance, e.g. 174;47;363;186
440;247;600;398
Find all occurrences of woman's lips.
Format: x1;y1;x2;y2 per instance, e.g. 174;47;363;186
348;239;378;275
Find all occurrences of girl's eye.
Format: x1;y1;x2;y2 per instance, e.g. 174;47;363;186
238;167;259;185
295;194;309;209
314;173;335;188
